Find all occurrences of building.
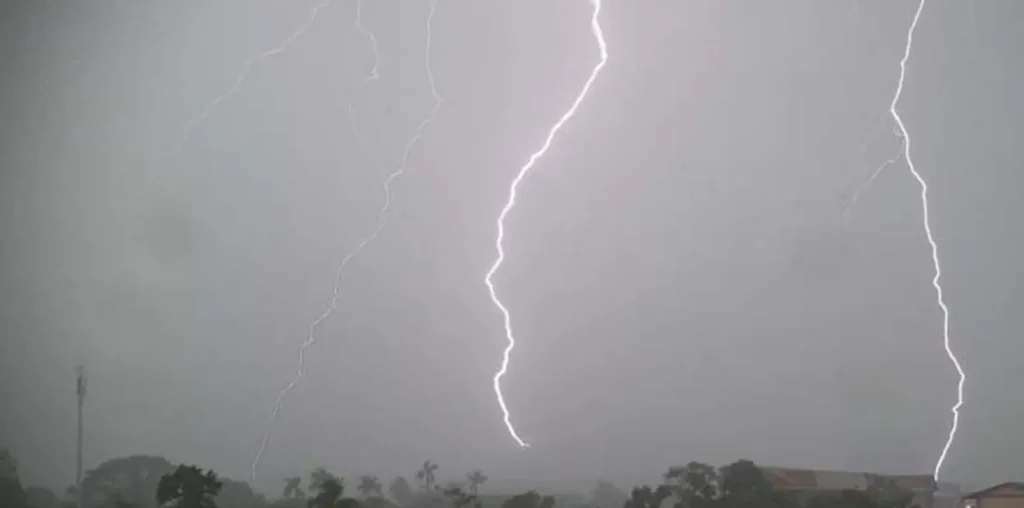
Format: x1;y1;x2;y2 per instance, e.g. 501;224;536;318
961;483;1024;508
760;467;936;508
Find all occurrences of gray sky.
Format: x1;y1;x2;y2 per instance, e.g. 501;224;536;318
2;0;1022;495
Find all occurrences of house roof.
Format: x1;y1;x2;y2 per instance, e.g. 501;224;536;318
759;467;935;492
882;474;939;493
962;482;1024;499
762;468;824;490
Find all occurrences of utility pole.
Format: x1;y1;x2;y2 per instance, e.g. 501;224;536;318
75;365;86;508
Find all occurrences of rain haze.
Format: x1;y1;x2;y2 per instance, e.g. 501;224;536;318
2;0;1023;502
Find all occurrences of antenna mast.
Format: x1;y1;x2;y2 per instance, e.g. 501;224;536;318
75;365;86;508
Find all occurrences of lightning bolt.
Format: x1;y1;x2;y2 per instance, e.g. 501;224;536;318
166;0;332;160
153;0;337;479
249;0;442;480
485;0;608;448
887;0;965;481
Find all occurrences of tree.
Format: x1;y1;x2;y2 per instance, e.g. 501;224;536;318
309;474;343;508
624;485;673;508
311;470;341;496
501;491;554;508
0;448;17;479
440;486;477;508
155;465;223;508
388;478;413;506
362;496;400;508
105;491;137;508
358;477;383;499
0;448;27;508
664;462;719;508
441;482;466;494
284;477;306;501
215;477;265;508
82;455;175;508
25;486;67;508
307;471;361;508
415;462;439;491
465;472;487;497
717;460;791;508
591;480;628;508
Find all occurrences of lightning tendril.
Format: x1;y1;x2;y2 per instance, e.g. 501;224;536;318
159;0;334;481
348;0;381;152
167;0;332;160
843;133;904;222
887;0;965;481
250;0;442;479
485;0;608;448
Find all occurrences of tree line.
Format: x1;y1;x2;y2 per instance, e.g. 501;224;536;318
1;448;920;508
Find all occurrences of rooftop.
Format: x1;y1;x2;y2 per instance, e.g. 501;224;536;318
963;482;1024;499
759;467;935;493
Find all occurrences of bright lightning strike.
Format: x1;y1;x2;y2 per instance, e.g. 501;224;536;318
485;0;608;448
888;0;965;481
250;0;442;480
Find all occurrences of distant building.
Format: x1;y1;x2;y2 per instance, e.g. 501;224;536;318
961;482;1024;508
760;467;936;508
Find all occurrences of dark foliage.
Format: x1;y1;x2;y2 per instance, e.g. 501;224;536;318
156;465;223;508
2;447;923;508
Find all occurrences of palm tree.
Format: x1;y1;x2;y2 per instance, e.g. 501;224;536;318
358;476;383;498
155;465;223;508
466;471;487;497
284;477;306;500
415;461;439;491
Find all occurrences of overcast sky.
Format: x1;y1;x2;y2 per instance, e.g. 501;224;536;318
2;0;1022;495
